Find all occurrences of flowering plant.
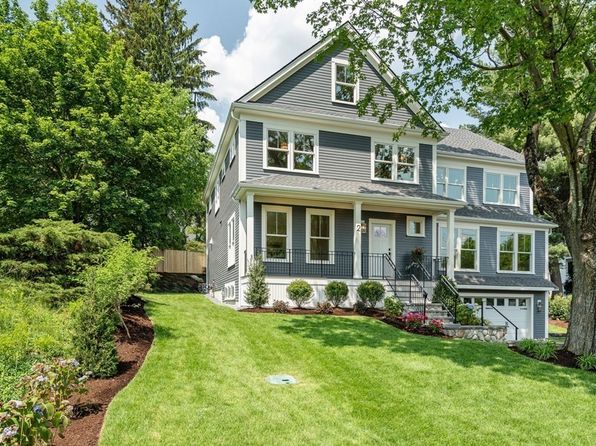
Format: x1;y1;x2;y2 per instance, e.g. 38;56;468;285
0;359;90;445
428;319;444;335
404;312;427;329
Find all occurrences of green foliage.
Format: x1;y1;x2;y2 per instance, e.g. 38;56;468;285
0;220;119;302
104;0;216;110
356;280;385;309
518;339;557;361
549;243;570;262
549;295;571;322
383;296;404;318
244;256;269;308
272;300;289;313
287;279;312;309
456;304;482;326
353;300;368;315
577;354;596;371
324;280;348;308
432;276;459;311
315;301;333;314
0;359;89;445
185;240;206;253
0;2;211;247
72;239;156;377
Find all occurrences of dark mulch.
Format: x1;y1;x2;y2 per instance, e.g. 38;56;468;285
549;318;569;329
240;307;384;317
53;296;154;446
380;317;449;338
509;345;594;373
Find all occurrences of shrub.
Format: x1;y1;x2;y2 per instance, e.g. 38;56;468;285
357;280;385;309
384;296;404;318
577;354;596;371
404;312;426;329
353;300;368;315
517;339;557;361
517;338;536;353
244;256;269;308
287;280;313;308
455;304;482;325
0;359;89;446
432;276;459;310
315;301;334;314
72;239;156;377
549;294;571;321
428;319;444;335
324;281;349;308
272;300;289;313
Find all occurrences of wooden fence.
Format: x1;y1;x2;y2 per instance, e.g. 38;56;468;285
154;249;206;275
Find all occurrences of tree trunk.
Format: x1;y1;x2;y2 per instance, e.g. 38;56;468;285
564;238;596;355
549;258;563;293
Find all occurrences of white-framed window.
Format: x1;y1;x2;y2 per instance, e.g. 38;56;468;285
498;230;533;273
306;208;335;263
261;205;292;261
372;142;418;183
229;130;237;162
214;181;220;213
331;58;358;104
406;216;425;237
263;128;317;173
437;166;465;200
485;172;519;205
227;214;236;268
208;190;213;213
440;226;479;271
222;281;236;302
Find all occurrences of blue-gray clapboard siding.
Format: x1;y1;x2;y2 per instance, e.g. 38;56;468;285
254;47;415;126
478;227;545;275
206;151;239;300
534;291;547;338
465;166;532;212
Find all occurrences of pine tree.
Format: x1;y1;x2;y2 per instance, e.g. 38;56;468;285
245;256;269;308
104;0;216;110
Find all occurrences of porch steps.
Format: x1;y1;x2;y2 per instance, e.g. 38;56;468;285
403;302;454;322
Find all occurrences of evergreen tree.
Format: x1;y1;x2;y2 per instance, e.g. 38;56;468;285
104;0;216;110
245;256;269;308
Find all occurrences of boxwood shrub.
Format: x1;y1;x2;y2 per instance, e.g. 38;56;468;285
287;279;313;308
357;280;385;309
324;281;349;307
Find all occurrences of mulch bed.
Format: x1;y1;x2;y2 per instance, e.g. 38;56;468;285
53;296;154;446
509;345;594;373
240;307;384;317
549;319;569;329
380;316;450;338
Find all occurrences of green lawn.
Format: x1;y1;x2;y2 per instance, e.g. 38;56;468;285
100;294;596;446
549;321;568;335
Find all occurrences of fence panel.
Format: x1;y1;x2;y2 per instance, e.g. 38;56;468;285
155;249;205;274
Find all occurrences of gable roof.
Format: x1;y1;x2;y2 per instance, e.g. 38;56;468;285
237;22;443;133
438;128;524;164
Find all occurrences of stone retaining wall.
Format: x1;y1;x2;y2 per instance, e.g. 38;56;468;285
443;325;507;342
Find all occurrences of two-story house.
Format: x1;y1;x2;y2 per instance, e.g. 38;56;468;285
204;26;556;340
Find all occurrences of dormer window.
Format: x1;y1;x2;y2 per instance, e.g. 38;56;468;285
332;59;358;104
485;172;519;205
372;143;418;183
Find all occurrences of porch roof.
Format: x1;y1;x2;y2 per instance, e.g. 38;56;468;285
455;204;557;227
236;174;464;210
456;274;557;291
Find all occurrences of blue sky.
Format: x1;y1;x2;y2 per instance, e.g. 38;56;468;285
19;0;475;145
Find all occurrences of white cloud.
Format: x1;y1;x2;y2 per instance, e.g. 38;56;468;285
199;1;322;146
197;106;225;152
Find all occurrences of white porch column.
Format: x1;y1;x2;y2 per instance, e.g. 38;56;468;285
246;192;255;268
353;200;362;279
446;208;455;278
239;198;247;277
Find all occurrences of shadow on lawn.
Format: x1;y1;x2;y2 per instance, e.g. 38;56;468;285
277;316;596;395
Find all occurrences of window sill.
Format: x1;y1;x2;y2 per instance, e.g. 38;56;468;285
483;201;520;207
332;99;357;106
263;167;319;176
406;233;425;238
371;178;419;186
496;270;535;275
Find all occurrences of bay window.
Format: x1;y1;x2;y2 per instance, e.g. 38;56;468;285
306;209;335;262
373;143;418;183
437;167;465;200
265;128;317;172
498;231;533;272
262;205;292;261
485;172;519;205
440;226;479;271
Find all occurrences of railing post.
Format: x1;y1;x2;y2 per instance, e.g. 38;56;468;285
288;249;291;276
480;298;484;326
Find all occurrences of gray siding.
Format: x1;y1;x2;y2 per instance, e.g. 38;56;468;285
466;166;483;205
246;120;263;180
255;47;415;126
520;173;531;213
534;292;547;338
207;151;239;299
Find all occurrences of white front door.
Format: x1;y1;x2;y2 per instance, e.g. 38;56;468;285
369;219;395;277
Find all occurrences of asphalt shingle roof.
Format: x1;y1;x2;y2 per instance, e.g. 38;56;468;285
455;274;556;289
438;128;524;163
241;175;460;202
455;205;555;226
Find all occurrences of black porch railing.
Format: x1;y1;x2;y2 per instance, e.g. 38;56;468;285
255;248;353;278
409;256;448;284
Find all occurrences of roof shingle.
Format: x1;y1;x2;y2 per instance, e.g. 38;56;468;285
455;204;555;226
438;128;524;163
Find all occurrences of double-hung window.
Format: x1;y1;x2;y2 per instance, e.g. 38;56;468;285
306;209;335;263
262;205;292;261
214;181;220;213
440;227;479;271
332;59;358;104
227;214;236;267
265;129;316;172
499;231;533;272
373;143;418;183
437;167;465;200
485;172;519;205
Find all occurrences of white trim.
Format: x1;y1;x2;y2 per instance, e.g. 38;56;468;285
497;229;535;274
305;208;335;264
261;204;292;262
368;218;396;261
353;201;362;279
227;213;236;268
406;216;425;237
262;125;319;174
483;171;520;206
371;140;419;184
238;119;247;182
239;198;247;277
437;151;525;167
246;192;255;268
331;58;359;105
438;222;480;272
431;215;437;258
437;215;558;229
458;285;556;291
436;164;466;201
222;280;237;302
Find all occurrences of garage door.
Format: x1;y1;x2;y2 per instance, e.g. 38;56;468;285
483;297;532;340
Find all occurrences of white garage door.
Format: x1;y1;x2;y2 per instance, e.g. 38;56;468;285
484;297;532;340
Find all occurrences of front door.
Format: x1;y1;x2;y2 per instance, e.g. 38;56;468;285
369;219;395;277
